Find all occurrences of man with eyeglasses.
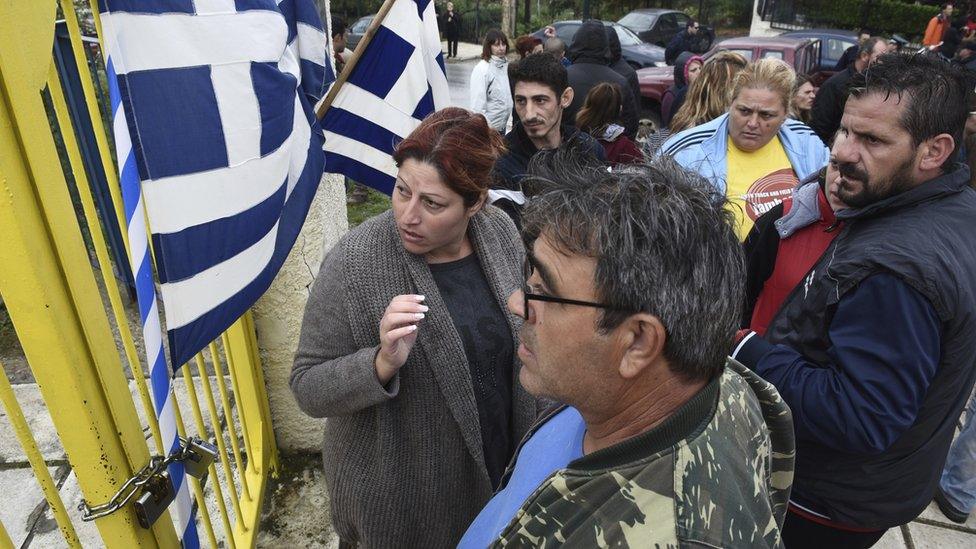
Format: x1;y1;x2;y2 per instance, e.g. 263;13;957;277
457;152;795;548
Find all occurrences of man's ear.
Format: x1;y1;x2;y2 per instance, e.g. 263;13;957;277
618;313;666;380
560;87;574;109
918;133;956;172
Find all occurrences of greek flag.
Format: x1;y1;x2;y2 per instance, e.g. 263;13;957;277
322;0;450;194
99;0;326;545
99;0;326;369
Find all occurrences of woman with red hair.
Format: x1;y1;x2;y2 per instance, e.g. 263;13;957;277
291;108;537;547
514;35;543;58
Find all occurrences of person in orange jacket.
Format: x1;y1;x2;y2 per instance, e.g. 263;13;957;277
924;3;955;48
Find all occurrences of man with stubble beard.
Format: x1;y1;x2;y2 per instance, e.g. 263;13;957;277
732;53;976;548
490;53;604;229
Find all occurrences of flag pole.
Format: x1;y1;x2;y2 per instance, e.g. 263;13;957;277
316;0;399;120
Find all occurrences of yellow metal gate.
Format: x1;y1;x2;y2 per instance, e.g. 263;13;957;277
0;2;278;547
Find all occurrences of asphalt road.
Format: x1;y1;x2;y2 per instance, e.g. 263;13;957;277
446;58;478;108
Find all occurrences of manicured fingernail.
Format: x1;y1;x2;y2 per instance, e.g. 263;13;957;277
415;313;425;320
419;305;429;312
407;324;417;332
415;295;426;301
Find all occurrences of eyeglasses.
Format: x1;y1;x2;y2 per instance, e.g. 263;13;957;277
520;257;623;321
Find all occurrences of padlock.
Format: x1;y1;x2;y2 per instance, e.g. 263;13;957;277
183;437;218;480
133;470;175;529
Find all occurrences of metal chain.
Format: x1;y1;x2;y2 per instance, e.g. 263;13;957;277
78;438;194;522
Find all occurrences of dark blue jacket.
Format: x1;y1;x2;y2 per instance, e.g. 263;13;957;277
733;165;976;529
490;123;604;228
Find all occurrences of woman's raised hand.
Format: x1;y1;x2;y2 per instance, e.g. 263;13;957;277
374;294;427;384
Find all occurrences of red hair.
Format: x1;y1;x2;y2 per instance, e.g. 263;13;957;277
393;108;506;207
515;35;542;59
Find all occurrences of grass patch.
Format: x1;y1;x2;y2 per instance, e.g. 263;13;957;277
346;186;392;228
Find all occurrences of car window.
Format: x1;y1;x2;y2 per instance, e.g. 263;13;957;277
556;23;581;44
618;13;657;30
725;48;753;61
658;14;677;33
803;41;820;74
612;24;643;46
352;17;372;33
674;14;691;28
826;38;855;61
762;50;784;60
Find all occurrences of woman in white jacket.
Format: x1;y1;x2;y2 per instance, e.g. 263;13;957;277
469;29;512;132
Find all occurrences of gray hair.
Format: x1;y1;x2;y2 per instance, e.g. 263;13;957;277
521;150;744;381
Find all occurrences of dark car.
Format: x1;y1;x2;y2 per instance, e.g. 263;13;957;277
347;14;373;52
618;9;713;50
531;20;667;69
781;29;857;71
637;36;821;109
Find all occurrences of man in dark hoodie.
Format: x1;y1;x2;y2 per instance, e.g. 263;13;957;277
490;53;604;228
605;27;640;110
564;20;639;138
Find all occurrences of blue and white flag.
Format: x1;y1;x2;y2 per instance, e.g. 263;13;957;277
99;0;327;370
99;1;325;545
322;0;450;194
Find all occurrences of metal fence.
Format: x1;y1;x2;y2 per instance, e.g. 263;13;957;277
0;2;278;547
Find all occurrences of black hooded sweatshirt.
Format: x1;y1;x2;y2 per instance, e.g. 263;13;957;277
565;20;639;138
605;27;641;110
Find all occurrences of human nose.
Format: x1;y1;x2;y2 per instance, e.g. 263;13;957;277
507;289;526;319
831;129;858;163
402;196;422;225
746;113;760;128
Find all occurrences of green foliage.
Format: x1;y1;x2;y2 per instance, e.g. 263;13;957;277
346;187;392;228
794;0;939;38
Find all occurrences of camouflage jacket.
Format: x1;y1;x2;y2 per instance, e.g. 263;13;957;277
491;359;795;548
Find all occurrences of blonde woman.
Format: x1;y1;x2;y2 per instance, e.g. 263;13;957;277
658;58;829;240
669;51;749;133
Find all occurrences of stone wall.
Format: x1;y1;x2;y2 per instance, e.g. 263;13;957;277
253;173;348;453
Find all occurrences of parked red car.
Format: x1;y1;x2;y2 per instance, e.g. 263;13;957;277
637;36;824;116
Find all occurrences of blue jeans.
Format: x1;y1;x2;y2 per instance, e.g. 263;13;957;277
940;390;976;513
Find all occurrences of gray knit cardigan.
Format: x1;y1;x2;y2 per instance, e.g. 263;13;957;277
291;206;537;548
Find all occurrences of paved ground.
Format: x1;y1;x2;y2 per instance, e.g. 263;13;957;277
3;40;974;549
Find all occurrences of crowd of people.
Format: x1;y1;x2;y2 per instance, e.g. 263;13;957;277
296;13;976;549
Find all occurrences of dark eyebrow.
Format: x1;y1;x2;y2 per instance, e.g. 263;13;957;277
530;253;560;294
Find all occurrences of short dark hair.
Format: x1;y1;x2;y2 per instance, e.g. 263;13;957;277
849;52;968;169
686;19;698;29
481;29;509;61
331;17;346;39
521;150;744;382
509;52;568;97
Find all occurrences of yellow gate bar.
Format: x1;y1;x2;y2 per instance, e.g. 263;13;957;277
0;360;81;547
181;362;236;547
213;339;253;503
0;4;175;544
200;346;247;531
44;60;164;454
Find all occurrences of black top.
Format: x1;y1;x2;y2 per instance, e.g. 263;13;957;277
429;253;514;488
809;65;855;145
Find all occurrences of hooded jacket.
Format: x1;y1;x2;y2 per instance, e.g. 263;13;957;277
658;113;829;196
661;51;696;127
470;56;513;132
605;26;641;110
565;21;639;138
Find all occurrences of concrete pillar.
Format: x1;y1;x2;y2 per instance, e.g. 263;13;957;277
253;173;347;453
